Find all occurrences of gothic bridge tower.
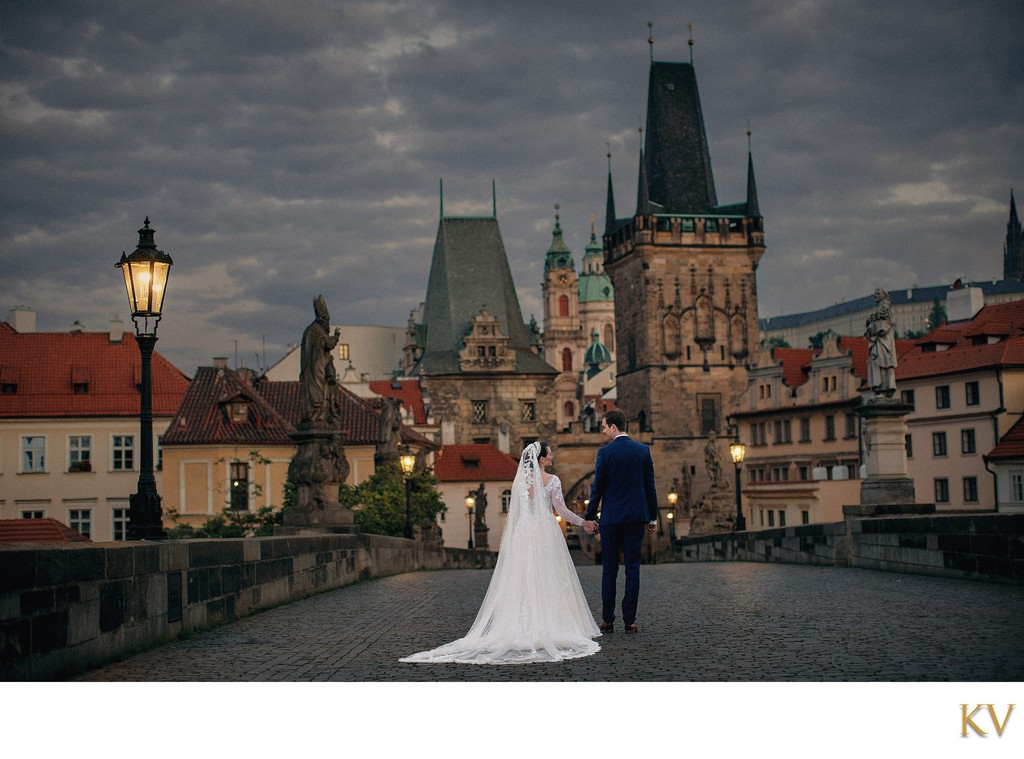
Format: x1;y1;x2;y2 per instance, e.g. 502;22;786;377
603;56;765;507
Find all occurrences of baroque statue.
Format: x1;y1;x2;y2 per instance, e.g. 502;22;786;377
865;287;897;397
299;295;342;427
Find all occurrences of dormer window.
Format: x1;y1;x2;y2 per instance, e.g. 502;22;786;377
1;383;16;394
462;457;480;469
73;383;89;394
230;401;249;422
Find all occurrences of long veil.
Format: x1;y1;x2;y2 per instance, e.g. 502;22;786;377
400;442;600;664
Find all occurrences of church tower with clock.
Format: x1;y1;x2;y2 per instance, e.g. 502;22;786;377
541;208;583;431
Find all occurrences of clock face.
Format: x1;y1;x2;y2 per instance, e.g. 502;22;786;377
558;273;569;284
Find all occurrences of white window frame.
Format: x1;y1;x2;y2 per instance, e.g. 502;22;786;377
68;434;92;471
68;508;92;538
21;435;46;473
112;506;130;541
112;434;135;472
1010;470;1024;503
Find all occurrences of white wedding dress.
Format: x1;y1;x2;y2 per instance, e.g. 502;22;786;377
400;444;601;664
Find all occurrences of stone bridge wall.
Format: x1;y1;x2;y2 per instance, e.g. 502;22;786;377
0;533;495;681
672;512;1024;585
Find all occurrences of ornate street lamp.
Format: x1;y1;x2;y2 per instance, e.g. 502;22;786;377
729;441;747;531
465;494;475;549
399;449;417;540
116;218;173;540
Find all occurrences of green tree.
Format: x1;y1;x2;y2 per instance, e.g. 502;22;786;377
346;465;446;538
767;336;790;349
809;331;829;350
927;298;947;330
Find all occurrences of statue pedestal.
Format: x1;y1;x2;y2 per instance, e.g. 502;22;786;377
474;528;490;550
688;484;736;536
279;427;354;531
856;397;915;505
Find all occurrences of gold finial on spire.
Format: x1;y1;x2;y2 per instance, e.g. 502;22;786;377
590;213;597;236
747;120;752;152
647;21;654;62
688;22;694;64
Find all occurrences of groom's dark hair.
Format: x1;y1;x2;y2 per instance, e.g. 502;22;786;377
603;410;627;431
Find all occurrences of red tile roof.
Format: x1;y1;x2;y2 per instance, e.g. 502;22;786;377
434;444;519;482
162;367;434;448
987;414;1024;461
0;327;189;418
897;336;1024;380
0;518;90;543
772;338;915;388
773;347;816;387
161;367;295;445
368;379;428;424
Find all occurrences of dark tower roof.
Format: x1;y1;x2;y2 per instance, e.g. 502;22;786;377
605;152;617;234
746;148;761;219
416;216;555;375
642;61;717;214
1005;189;1023;281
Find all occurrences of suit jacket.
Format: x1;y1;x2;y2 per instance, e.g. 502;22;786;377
585;435;658;525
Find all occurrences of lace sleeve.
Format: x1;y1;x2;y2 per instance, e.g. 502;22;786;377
549;477;584;527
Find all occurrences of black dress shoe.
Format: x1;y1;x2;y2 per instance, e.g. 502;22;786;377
599;621;614;632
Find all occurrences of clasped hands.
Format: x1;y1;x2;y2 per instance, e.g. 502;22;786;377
582;520;598;535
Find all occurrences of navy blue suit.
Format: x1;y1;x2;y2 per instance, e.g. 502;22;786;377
585;435;658;626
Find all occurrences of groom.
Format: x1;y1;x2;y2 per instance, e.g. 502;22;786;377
584;410;658;634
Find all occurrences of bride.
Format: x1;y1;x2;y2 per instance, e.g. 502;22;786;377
400;441;601;664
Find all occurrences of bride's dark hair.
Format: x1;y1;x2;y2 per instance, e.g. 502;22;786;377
526;440;550;458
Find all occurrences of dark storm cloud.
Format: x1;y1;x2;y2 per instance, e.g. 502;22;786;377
1;0;1021;374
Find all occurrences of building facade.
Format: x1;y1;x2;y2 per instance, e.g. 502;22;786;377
0;314;189;541
404;205;559;455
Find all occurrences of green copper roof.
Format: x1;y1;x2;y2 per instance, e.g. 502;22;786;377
584;331;612;366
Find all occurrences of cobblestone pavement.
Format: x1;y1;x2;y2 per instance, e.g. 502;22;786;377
76;562;1024;682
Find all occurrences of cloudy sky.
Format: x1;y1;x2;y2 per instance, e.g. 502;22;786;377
1;0;1021;376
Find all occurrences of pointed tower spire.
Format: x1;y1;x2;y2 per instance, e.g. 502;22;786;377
636;125;650;215
605;146;616;234
544;204;573;274
492;179;497;218
1005;189;1024;281
647;21;654;63
746;126;761;219
439;178;444;218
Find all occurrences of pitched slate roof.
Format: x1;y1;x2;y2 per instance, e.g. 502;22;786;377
434;444;519;483
0;326;189;418
416;216;556;376
0;518;90;543
987;414;1024;461
643;61;717;214
759;279;1024;332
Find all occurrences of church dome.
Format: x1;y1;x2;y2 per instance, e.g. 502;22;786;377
584;331;612;366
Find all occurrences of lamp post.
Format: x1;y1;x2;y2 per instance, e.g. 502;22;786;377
465;495;475;549
667;489;678;541
729;441;746;531
399;450;417;540
116;218;173;540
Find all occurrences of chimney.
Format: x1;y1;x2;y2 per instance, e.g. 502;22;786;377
109;316;124;343
946;286;984;322
69;320;85;333
9;306;35;333
213;357;228;370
